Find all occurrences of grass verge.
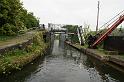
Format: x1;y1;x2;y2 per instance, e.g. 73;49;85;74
0;31;48;74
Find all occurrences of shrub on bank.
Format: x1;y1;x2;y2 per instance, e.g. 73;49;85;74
0;31;48;75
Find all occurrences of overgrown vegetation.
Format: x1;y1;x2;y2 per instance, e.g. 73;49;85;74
0;35;16;41
0;0;39;36
63;25;78;33
0;31;48;74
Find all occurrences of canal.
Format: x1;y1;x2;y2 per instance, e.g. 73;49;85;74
0;39;124;82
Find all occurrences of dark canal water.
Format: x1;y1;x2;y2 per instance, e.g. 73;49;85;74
0;39;124;82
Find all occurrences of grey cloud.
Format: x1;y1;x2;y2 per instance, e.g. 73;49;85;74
21;0;124;30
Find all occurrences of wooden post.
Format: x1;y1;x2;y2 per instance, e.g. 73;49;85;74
96;1;100;34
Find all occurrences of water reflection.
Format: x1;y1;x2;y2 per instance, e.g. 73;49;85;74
64;44;124;82
0;39;124;82
0;57;45;82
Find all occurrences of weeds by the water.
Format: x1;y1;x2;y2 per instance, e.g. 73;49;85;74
0;31;48;75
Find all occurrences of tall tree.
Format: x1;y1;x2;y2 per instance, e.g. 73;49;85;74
0;0;39;36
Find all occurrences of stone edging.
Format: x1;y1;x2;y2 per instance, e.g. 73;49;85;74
65;41;124;68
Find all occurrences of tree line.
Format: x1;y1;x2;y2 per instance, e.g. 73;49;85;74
0;0;39;36
62;25;79;43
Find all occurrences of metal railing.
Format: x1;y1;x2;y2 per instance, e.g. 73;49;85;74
98;10;124;31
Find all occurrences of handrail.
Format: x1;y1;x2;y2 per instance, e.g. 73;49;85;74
98;10;124;31
92;14;124;48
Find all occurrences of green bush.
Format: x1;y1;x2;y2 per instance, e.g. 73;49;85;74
33;32;44;46
1;23;16;36
0;0;39;36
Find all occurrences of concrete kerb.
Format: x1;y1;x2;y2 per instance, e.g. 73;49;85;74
65;41;124;69
65;42;108;61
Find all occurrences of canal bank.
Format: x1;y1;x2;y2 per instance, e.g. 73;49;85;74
0;31;49;75
65;41;124;72
0;39;124;82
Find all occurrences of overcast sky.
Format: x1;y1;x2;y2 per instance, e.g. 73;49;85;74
21;0;124;30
